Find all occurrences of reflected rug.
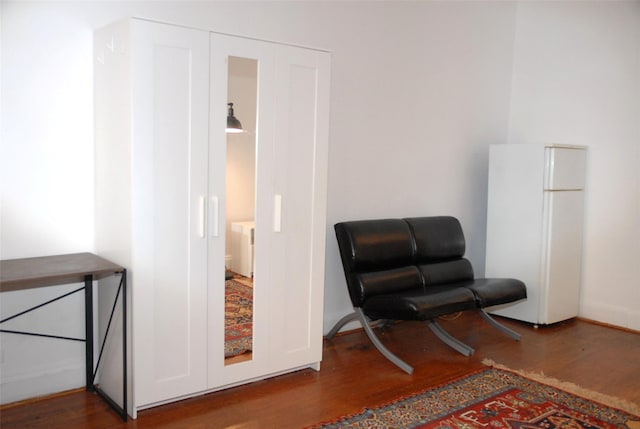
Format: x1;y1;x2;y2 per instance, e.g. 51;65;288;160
308;365;640;429
225;278;253;357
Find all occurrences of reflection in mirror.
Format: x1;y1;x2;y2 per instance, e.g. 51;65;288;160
224;56;258;365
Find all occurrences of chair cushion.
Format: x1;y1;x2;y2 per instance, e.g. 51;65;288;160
464;278;527;307
350;266;422;307
362;285;477;321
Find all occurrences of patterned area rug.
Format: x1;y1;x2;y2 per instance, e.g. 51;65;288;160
308;367;640;429
225;278;253;357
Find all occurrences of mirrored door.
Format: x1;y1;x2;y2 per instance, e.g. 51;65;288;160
224;56;257;365
208;33;277;387
208;32;329;390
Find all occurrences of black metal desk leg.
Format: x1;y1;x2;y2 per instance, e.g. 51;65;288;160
84;274;94;391
122;269;127;419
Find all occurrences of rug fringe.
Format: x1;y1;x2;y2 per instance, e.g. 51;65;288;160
482;358;640;417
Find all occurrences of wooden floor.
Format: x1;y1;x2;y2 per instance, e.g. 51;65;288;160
2;313;639;428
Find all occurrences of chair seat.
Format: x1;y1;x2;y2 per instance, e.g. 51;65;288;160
362;285;477;321
463;278;527;307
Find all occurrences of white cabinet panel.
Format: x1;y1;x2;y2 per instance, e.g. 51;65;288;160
269;45;329;371
485;144;544;325
96;19;211;409
542;191;584;323
544;147;587;190
131;20;210;407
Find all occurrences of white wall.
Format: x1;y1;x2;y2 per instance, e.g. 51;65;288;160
508;1;640;330
1;0;638;404
322;1;518;328
1;1;99;404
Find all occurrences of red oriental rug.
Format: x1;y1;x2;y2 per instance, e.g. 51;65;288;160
225;278;253;357
308;366;640;429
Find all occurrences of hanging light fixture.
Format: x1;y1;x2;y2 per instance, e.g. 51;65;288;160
226;102;243;133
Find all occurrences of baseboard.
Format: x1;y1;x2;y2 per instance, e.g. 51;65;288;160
579;302;640;332
0;363;84;406
576;317;640;335
0;387;84;409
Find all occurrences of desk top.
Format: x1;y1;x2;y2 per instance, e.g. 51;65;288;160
0;253;124;292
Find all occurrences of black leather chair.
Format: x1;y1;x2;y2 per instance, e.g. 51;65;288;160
326;216;526;374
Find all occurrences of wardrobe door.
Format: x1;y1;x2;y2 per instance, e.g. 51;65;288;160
208;33;277;387
209;32;329;389
130;19;210;407
267;45;330;372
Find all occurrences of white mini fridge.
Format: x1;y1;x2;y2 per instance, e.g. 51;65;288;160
230;221;255;278
485;144;587;326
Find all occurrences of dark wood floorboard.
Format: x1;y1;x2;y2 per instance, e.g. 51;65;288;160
2;313;639;428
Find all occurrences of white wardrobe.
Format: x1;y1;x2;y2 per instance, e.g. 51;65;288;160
94;18;330;417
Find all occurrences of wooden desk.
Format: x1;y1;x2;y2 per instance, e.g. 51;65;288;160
0;253;127;421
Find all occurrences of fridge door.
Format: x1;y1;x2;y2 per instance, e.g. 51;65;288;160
544;147;586;191
539;190;584;324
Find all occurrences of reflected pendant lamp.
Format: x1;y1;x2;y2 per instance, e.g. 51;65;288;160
226;102;243;133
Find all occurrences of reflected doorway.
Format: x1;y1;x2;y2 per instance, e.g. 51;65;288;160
224;56;258;365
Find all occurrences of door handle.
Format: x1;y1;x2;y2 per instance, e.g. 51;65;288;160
210;196;219;237
198;196;206;238
274;194;282;233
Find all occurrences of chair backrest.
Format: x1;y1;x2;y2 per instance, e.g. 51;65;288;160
404;216;475;286
334;219;422;307
334;216;476;308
